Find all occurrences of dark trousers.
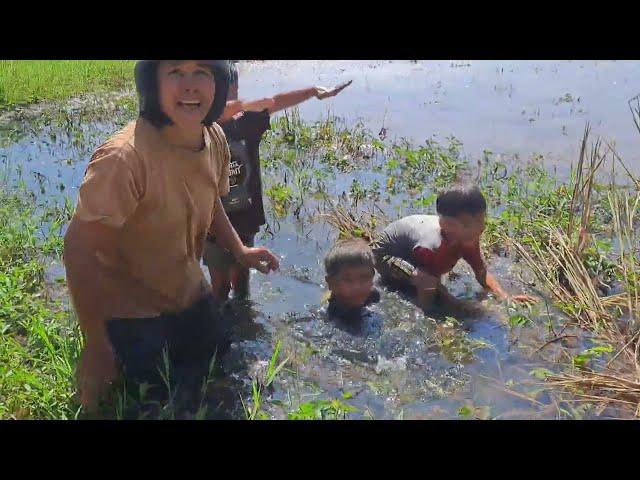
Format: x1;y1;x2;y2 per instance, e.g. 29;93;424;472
107;295;231;392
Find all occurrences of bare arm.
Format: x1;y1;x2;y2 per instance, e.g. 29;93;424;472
222;91;313;118
472;263;507;300
219;81;352;121
268;87;318;113
210;197;247;258
210;196;279;273
216;89;316;120
219;100;245;123
64;219;119;409
218;98;277;122
268;80;353;114
64;220;118;341
473;264;536;305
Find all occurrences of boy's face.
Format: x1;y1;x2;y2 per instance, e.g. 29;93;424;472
441;212;486;247
157;60;215;129
326;265;375;309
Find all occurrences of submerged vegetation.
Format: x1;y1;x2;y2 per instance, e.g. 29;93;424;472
1;62;640;419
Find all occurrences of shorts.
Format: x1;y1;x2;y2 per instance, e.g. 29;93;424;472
371;246;417;296
203;233;256;270
106;295;231;388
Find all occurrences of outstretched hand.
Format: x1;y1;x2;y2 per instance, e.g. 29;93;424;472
315;80;353;99
237;246;280;274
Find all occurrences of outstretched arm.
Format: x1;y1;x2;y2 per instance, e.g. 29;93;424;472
473;264;536;306
268;80;352;113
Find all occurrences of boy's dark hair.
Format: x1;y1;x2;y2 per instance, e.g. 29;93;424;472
325;238;376;277
134;60;230;129
436;182;487;217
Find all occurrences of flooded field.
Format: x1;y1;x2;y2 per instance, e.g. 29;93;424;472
2;60;639;419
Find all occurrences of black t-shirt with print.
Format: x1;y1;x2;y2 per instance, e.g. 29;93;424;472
220;110;271;236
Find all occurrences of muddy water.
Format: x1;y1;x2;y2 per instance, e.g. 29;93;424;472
223;220;590;420
2;60;636;419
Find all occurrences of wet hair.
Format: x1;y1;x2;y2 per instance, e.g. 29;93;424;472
134;60;230;129
325;238;376;278
436;182;487;217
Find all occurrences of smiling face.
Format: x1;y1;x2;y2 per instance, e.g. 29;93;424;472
157;60;215;131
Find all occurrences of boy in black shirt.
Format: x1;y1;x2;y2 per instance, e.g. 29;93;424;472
204;62;352;301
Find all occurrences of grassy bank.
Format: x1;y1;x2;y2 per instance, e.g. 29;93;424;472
0;60;135;110
0;188;81;419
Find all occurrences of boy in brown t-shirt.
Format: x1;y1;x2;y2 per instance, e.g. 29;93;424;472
64;60;279;410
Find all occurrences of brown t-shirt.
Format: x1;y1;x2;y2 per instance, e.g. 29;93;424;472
72;117;230;319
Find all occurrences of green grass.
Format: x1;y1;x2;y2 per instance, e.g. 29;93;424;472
0;188;82;419
241;340;290;420
0;60;135;109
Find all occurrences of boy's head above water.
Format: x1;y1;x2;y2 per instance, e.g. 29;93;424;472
325;238;376;310
436;182;487;248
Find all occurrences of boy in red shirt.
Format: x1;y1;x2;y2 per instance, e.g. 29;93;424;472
372;183;536;312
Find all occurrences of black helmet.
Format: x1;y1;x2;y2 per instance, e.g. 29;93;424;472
134;60;230;128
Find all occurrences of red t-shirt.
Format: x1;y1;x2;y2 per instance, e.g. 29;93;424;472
375;215;485;278
413;236;484;277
